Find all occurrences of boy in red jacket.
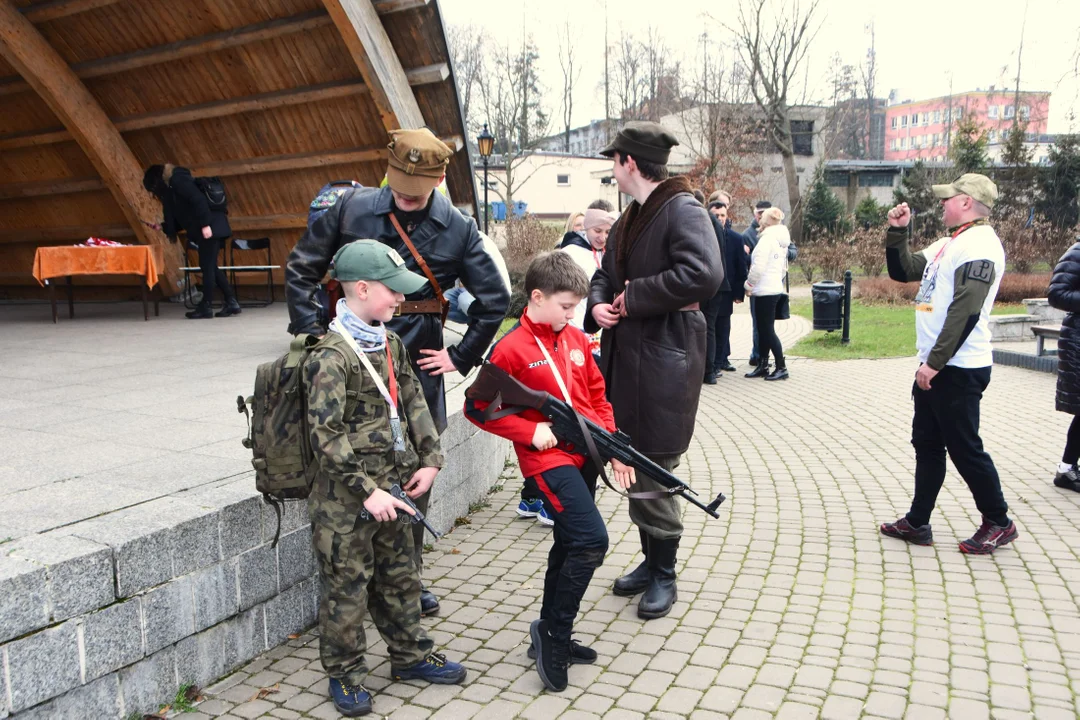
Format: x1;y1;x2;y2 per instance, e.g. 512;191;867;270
465;251;635;692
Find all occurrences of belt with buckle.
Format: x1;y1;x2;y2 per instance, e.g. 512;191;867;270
395;299;446;316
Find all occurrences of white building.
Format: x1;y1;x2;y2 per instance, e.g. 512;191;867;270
473;152;621;220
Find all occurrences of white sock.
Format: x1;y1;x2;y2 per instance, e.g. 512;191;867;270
1059;462;1073;474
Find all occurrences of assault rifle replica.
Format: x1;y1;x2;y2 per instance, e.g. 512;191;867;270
465;362;726;519
359;484;441;539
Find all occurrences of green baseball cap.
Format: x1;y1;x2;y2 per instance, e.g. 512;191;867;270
932;173;998;208
329;240;428;294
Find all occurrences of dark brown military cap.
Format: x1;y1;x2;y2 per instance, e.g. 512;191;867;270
386;128;453;196
599;121;680;165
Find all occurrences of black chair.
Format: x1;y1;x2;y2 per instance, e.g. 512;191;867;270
227;237;279;307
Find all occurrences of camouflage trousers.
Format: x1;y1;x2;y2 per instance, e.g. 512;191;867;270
312;519;433;685
628;454;684;540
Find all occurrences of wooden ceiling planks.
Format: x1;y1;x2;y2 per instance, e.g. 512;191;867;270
0;0;477;291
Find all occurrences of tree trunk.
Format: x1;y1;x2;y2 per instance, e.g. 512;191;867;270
781;150;803;240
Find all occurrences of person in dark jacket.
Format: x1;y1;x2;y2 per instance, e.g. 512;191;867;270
1048;240;1080;491
285;129;511;616
143;164;238;319
707;200;749;377
586;121;723;620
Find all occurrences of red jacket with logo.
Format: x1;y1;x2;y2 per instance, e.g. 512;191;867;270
464;312;616;478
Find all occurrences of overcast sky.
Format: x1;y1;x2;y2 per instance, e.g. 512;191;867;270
440;0;1080;134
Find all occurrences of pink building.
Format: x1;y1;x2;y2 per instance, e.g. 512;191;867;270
883;90;1051;162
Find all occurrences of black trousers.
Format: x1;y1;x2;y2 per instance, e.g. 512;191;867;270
1063;415;1080;465
533;462;608;644
195;236;235;306
714;292;734;369
702;295;720;376
906;366;1010;528
752;294;785;368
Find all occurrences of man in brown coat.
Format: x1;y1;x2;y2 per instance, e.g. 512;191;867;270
585;121;724;619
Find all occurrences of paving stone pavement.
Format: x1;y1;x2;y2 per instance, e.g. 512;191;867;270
181;307;1078;720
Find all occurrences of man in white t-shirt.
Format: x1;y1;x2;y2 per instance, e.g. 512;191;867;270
878;173;1018;555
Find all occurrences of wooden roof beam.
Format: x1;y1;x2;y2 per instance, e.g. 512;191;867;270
323;0;425;132
0;0;179;292
0;134;462;201
0;10;334;96
0;64;449;151
20;0;122;23
370;0;430;14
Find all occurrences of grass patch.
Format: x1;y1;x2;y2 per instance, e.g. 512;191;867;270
789;299;914;360
790;298;1031;360
496;317;518;340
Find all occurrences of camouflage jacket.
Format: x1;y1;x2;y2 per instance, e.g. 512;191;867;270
304;331;444;533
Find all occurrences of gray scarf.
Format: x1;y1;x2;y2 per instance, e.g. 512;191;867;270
334;299;386;352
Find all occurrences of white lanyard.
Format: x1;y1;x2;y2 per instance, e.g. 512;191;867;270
534;335;572;407
331;321;399;420
331;321;406;451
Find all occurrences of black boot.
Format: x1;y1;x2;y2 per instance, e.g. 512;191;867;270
185;303;213;319
613;529;650;597
638;536;679;620
765;365;789;381
744;359;769;378
216;299;242;317
703;372;718;385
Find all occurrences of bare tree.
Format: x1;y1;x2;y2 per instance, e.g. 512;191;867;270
612;30;648;120
643;27;676;121
477;37;553;207
447;23;486;137
556;21;581;152
674;33;765;207
724;0;824;240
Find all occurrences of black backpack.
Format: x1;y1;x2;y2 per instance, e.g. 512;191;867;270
195;176;228;214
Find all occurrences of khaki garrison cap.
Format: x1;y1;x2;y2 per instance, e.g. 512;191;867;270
386;128;453;197
932;173;999;209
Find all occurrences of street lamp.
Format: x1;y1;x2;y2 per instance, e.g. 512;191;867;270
477;123;495;234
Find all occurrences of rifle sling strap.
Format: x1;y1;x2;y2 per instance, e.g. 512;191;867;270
483;401;676;501
388;213;449;326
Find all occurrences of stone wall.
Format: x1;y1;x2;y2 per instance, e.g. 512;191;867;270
1;403;510;718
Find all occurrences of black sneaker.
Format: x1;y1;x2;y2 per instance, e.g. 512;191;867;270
959;518;1018;555
1054;466;1080;492
719;363;737;372
527;637;597;665
530;619;570;692
879;517;933;546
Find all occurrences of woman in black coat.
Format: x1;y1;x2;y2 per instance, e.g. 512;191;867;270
705;200;749;379
1048;240;1080;491
143;164;239;319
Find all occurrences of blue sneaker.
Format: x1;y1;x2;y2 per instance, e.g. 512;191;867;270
329;678;373;717
536;505;554;527
391;652;467;684
517;498;544;518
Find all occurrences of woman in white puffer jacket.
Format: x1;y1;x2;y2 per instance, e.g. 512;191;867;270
743;207;790;380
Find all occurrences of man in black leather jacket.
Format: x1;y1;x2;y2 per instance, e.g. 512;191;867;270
285;129;510;614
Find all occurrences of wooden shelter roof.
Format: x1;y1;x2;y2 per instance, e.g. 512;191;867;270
0;0;475;294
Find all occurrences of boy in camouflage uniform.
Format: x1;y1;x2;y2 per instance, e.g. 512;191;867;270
305;240;466;717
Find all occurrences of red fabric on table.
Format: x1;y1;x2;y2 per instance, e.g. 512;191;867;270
32;245;162;288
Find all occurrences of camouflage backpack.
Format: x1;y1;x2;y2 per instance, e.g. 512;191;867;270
237;333;359;545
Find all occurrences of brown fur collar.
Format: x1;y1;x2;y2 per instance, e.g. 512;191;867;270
614;175;693;278
162;163;176;186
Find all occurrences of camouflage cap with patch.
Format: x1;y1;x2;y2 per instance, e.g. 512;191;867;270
386;128;453;197
932;173;999;208
329;239;428;294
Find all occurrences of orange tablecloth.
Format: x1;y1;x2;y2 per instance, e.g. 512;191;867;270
32;245;162;288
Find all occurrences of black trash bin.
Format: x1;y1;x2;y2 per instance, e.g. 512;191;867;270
812;281;844;331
